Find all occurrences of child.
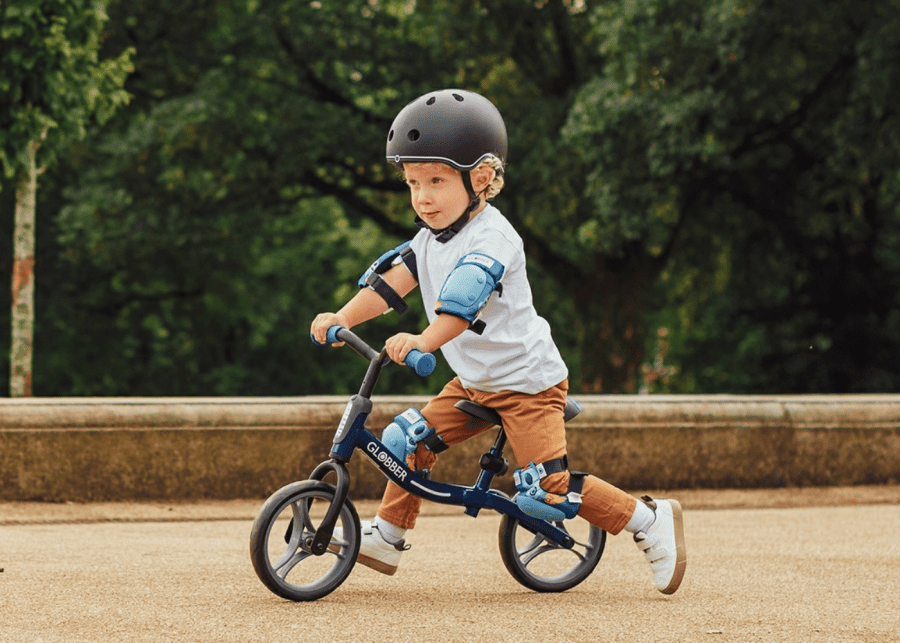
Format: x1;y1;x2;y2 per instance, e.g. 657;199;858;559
311;89;686;594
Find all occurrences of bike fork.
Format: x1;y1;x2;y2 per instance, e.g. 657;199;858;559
305;459;351;555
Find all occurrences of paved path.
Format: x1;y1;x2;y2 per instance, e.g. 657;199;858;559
2;487;898;642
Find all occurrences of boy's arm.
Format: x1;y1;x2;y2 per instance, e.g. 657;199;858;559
385;313;469;364
338;262;418;325
311;264;417;344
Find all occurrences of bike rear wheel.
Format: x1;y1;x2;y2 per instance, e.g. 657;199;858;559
250;480;360;601
498;510;606;592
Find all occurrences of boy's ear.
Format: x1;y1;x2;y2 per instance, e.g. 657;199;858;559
470;165;495;193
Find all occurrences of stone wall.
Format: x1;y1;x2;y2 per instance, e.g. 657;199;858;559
1;395;897;501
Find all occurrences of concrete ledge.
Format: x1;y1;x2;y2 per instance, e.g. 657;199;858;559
1;395;898;501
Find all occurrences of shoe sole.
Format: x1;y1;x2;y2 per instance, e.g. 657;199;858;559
356;552;399;576
328;542;399;576
660;499;686;595
328;529;399;576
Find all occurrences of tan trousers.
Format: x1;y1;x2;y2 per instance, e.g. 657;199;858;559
376;377;636;534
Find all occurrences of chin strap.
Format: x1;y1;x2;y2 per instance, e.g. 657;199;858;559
415;170;482;243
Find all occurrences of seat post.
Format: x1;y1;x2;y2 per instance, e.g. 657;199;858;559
465;427;509;518
489;425;508;456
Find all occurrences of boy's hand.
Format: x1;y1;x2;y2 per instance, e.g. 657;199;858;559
385;333;427;365
385;314;467;364
311;312;351;346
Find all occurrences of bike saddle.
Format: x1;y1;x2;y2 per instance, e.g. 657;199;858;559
454;400;503;426
454;397;582;426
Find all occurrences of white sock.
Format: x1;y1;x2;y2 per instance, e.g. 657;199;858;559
624;498;656;534
374;516;407;544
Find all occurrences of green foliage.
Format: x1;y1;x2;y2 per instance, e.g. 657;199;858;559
47;86;434;394
20;0;443;394
568;0;900;392
0;0;133;180
3;0;900;396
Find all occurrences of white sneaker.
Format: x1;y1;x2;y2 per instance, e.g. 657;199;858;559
332;520;408;576
633;497;686;594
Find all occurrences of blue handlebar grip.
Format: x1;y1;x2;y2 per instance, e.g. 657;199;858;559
310;325;345;346
326;325;344;344
404;349;436;377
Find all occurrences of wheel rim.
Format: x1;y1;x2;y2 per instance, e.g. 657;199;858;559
501;515;606;590
253;485;358;599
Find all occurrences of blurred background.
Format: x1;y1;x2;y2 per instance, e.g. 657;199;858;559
2;0;899;397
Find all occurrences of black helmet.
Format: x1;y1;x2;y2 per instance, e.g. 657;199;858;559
386;89;508;171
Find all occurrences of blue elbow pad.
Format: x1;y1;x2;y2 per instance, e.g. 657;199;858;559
435;253;505;323
358;240;418;315
358;240;417;288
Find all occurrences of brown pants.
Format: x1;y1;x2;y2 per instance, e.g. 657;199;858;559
376;377;636;534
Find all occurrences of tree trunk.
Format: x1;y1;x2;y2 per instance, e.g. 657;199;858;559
10;139;40;397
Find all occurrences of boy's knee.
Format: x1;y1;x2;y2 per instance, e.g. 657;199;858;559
541;471;569;496
409;443;438;471
382;408;448;463
513;462;585;522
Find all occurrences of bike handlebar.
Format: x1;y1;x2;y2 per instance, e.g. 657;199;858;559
310;325;436;377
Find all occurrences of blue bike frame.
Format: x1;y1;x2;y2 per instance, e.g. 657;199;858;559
306;326;577;555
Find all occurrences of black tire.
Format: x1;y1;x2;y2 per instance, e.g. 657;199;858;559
250;480;360;601
498;510;606;592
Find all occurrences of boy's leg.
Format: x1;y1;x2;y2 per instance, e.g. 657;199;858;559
376;377;495;529
473;380;636;535
481;380;685;593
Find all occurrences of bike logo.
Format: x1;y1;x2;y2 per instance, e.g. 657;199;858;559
366;441;408;482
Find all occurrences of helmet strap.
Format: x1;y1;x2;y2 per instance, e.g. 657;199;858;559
414;170;481;244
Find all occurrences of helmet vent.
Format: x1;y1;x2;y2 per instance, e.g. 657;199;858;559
388;130;394;141
407;129;420;142
426;96;437;105
452;93;464;102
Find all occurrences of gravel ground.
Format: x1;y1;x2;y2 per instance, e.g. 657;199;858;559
1;486;898;642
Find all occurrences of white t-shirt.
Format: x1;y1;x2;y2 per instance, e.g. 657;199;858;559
409;204;568;394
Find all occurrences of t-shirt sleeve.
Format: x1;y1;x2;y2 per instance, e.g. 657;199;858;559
464;228;522;278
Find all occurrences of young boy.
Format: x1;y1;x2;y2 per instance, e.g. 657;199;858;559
311;89;686;594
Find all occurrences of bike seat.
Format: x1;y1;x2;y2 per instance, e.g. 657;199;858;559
454;400;502;426
454;397;583;426
563;397;582;422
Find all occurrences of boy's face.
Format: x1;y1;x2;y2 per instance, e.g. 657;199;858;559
403;163;474;229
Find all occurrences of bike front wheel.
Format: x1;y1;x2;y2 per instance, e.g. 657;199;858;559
498;509;606;592
250;480;360;601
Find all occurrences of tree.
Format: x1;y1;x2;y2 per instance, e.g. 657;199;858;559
40;0;445;395
19;0;900;396
563;0;900;392
1;0;132;396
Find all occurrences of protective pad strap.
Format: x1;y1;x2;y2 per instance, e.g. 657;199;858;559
365;273;409;315
420;431;449;454
514;456;568;483
539;456;569;477
568;471;587;497
358;240;417;315
397;244;419;282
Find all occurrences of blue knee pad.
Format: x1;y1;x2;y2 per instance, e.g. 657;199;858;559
513;461;585;522
381;408;437;462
